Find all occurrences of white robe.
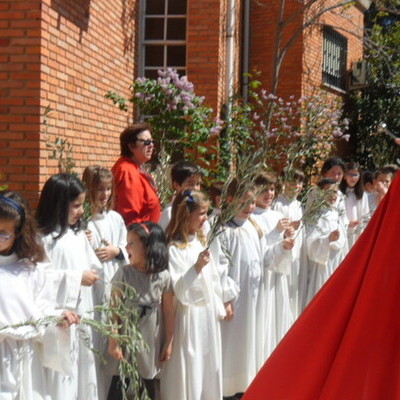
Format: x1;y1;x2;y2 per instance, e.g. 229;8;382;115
158;203;172;231
217;218;265;396
161;236;225;400
252;208;293;359
0;254;71;400
305;208;347;304
273;196;308;318
41;228;102;400
344;190;370;248
87;210;128;396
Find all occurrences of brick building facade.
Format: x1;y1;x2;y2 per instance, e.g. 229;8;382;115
1;0;369;204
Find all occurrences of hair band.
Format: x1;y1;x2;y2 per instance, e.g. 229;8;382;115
183;189;194;204
0;195;26;221
140;223;150;234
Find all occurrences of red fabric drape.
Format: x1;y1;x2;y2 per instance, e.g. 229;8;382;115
243;173;400;400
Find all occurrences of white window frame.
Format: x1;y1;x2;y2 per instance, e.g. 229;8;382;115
138;0;187;78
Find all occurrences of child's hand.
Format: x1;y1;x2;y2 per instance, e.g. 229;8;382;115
348;220;360;229
58;311;80;328
276;218;291;232
95;240;120;262
282;237;295;250
159;340;173;362
284;226;295;238
329;229;340;242
85;230;93;244
194;249;210;273
290;220;301;231
224;302;234;321
108;338;123;361
81;269;99;286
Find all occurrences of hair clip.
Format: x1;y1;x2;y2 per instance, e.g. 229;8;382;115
183;189;194;204
140;222;150;234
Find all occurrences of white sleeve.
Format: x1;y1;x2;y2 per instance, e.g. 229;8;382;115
168;245;210;306
209;237;239;303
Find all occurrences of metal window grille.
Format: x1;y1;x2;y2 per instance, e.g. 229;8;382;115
139;0;187;79
322;26;347;90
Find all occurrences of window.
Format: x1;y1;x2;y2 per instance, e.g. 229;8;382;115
322;26;347;90
139;0;187;79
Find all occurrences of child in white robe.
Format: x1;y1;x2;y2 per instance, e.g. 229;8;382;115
217;180;275;398
305;179;348;305
36;173;102;400
107;222;174;400
161;190;226;400
82;166;129;395
273;169;308;318
0;190;79;399
251;173;294;359
158;160;202;230
339;162;370;249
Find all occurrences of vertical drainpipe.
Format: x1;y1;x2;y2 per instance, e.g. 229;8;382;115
241;0;250;100
225;0;235;109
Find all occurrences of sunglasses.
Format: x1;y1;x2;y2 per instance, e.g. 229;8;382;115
136;139;155;146
0;232;14;243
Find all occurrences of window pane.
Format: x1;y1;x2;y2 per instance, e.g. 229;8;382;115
145;17;165;40
146;0;165;15
168;0;186;14
175;69;186;77
167;45;186;66
144;69;160;80
145;45;164;66
322;26;347;89
167;18;186;40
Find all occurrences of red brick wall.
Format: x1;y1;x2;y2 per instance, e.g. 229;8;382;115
40;0;136;190
303;0;365;97
0;1;42;204
249;0;304;100
187;0;226;113
250;0;365;101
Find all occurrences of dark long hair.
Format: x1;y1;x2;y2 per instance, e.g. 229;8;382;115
339;161;364;200
320;157;346;177
36;173;86;239
0;190;45;263
127;222;168;273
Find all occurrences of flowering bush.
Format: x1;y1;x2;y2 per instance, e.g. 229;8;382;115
106;69;223;162
220;78;350;186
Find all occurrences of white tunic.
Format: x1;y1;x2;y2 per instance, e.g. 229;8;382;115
273;196;308;318
305;208;347;304
217;218;265;396
0;254;70;400
88;210;128;296
158;203;172;230
87;210;128;396
41;228;102;400
161;236;225;400
252;208;293;359
344;190;370;248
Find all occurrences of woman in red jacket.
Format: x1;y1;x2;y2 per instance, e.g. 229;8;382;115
112;123;161;225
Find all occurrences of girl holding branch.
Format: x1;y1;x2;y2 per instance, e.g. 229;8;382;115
0;190;79;399
162;190;226;400
36;174;102;400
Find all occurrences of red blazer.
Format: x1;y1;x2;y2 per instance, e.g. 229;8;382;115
112;156;161;225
